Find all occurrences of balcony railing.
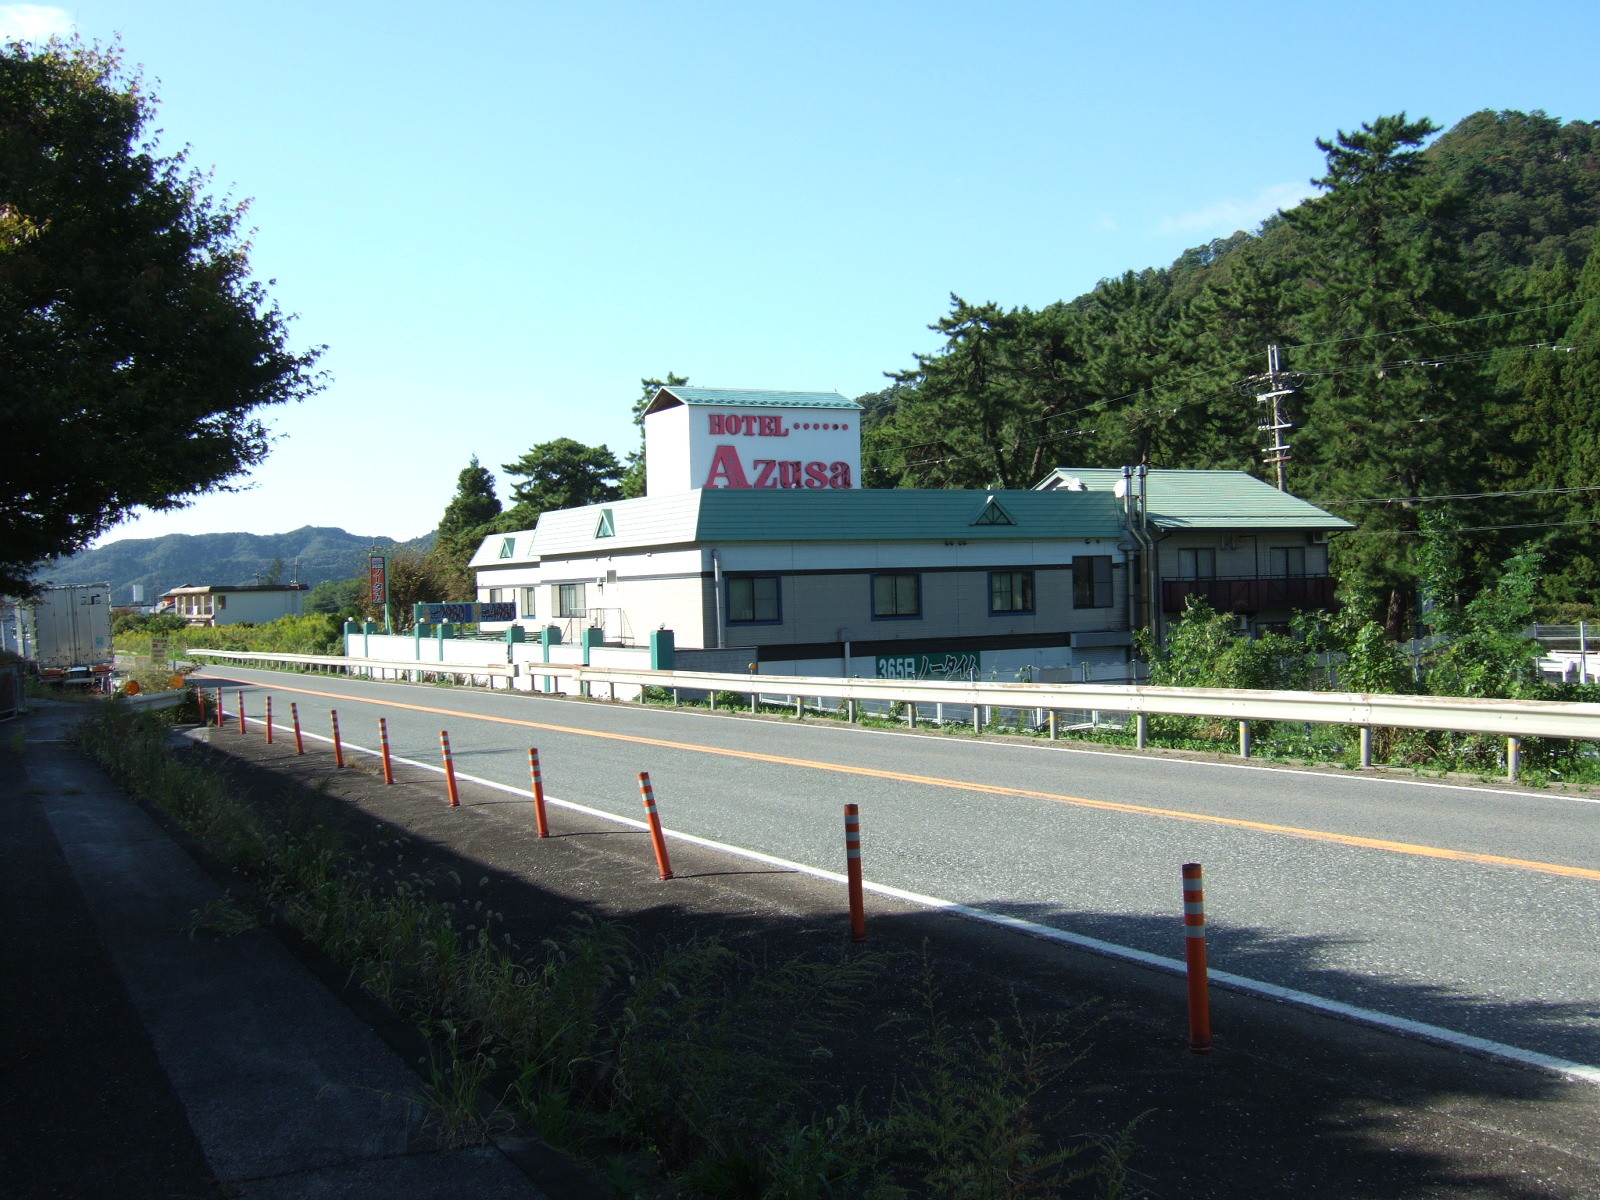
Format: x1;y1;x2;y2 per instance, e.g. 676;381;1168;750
1162;574;1336;613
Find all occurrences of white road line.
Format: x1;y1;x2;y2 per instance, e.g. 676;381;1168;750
263;719;1600;1089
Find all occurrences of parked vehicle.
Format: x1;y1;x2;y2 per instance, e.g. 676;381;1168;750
1;583;114;687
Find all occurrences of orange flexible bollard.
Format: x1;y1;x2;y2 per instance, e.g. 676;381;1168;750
291;702;304;755
265;696;273;744
440;731;460;807
845;804;867;943
198;688;208;726
331;709;345;768
238;691;246;735
1183;863;1213;1054
378;717;394;785
529;748;550;838
215;687;225;728
638;772;673;879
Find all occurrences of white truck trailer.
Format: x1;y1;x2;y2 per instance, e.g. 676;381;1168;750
1;583;114;686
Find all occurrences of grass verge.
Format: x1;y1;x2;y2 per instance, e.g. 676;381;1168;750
73;704;1140;1199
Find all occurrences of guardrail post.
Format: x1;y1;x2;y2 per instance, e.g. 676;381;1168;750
378;717;394;784
1182;863;1212;1054
908;702;917;729
795;694;803;720
331;710;345;768
847;698;857;723
440;731;460;806
638;771;674;879
844;803;866;943
710;690;718;712
1507;736;1522;783
672;687;679;706
1136;713;1149;749
1048;711;1058;740
751;689;758;714
291;703;304;754
1359;726;1373;769
529;748;550;837
1238;720;1252;759
973;704;983;734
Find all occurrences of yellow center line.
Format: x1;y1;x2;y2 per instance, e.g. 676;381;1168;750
201;671;1600;883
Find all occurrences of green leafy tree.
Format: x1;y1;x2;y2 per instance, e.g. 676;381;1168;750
304;576;364;616
501;437;623;526
0;39;324;593
621;373;688;498
1427;545;1544;698
357;547;449;632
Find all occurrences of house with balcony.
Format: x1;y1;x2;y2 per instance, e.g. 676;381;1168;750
1035;467;1353;638
159;583;308;627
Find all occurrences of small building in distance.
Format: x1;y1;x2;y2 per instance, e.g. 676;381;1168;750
159;583;308;627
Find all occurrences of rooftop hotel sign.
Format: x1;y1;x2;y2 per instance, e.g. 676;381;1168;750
643;388;862;496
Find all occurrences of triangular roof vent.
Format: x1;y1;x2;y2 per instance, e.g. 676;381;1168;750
970;496;1015;526
595;509;616;538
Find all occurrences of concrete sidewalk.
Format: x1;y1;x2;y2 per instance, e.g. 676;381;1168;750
0;702;548;1200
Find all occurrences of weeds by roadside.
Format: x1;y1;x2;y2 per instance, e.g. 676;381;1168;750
73;705;1140;1198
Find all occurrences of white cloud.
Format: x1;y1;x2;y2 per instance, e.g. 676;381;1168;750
0;4;74;41
1157;182;1317;237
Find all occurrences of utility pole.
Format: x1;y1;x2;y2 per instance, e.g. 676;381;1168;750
1248;344;1297;491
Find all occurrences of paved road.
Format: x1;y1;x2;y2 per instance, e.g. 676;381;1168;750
195;666;1600;1072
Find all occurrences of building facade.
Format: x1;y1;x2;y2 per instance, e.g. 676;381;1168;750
160;584;308;626
469;388;1352;680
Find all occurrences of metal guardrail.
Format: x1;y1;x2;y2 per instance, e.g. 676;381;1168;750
186;648;1600;743
187;648;517;679
564;667;1600;741
121;687;190;712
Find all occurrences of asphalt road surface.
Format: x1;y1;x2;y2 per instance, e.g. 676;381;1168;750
194;665;1600;1075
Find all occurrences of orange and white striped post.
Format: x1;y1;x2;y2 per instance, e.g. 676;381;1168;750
290;702;304;755
237;691;247;735
638;771;673;879
215;687;225;728
378;717;394;785
264;696;273;744
197;688;208;726
440;731;460;807
1182;862;1213;1054
844;803;866;943
529;748;550;838
331;709;345;768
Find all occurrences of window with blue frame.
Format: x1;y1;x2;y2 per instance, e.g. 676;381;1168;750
871;573;921;619
727;575;781;623
989;570;1034;614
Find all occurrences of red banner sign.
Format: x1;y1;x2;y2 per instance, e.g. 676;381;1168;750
368;554;387;606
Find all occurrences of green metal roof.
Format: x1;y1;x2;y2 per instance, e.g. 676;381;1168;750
527;488;1127;558
1035;468;1354;531
643;386;860;416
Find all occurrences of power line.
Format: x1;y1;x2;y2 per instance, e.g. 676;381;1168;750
1284;295;1596;352
1351;517;1600;538
1320;482;1600;506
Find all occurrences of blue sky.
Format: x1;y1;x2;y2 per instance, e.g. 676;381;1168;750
11;1;1596;547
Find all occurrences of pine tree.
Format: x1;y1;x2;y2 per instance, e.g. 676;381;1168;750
432;456;502;601
1287;114;1498;634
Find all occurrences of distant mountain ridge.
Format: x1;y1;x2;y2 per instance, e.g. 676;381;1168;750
39;526;437;605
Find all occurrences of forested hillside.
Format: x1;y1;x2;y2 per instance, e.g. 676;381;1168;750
861;110;1600;629
41;526;435;605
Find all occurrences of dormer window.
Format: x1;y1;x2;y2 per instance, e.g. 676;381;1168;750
595;509;616;538
970;496;1015;526
498;536;516;559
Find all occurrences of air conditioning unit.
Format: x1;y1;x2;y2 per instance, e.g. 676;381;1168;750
1308;531;1330;545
